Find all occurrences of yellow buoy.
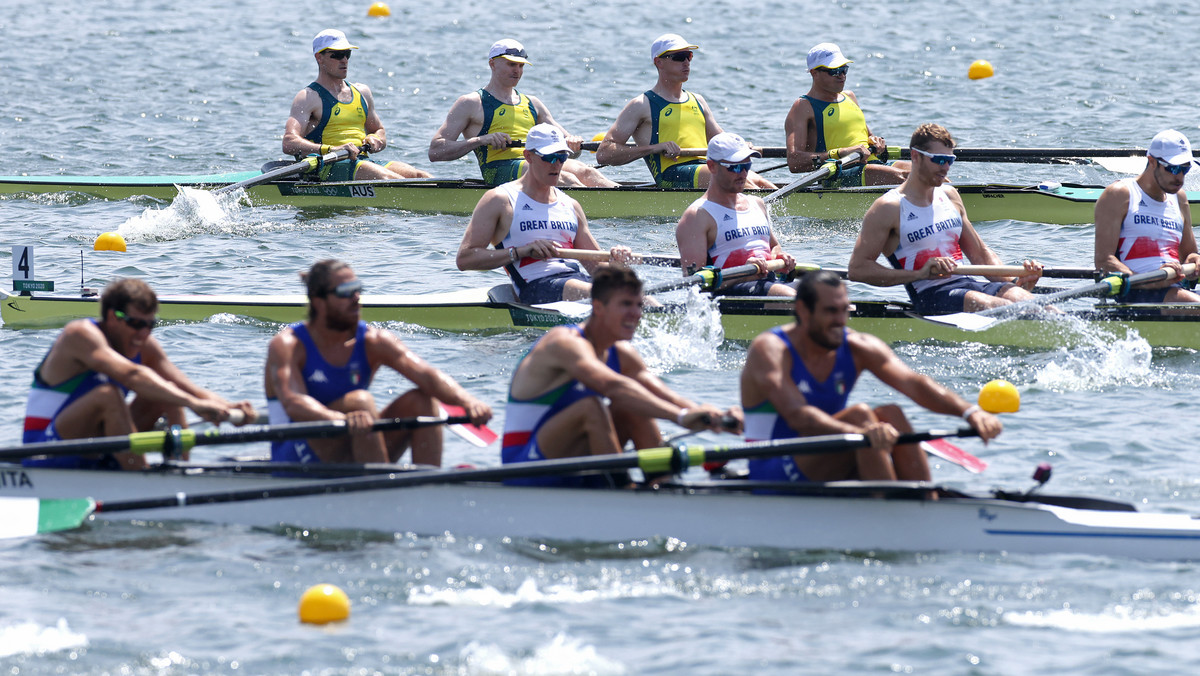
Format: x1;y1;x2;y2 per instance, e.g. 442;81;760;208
591;132;605;143
93;231;127;252
978;379;1019;413
968;60;995;80
298;584;351;624
367;2;391;16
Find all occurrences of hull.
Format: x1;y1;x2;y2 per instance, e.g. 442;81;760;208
3;465;1200;560
4;287;1198;349
0;173;1177;223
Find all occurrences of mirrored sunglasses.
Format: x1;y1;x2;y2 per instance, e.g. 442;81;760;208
911;147;956;166
328;280;364;298
114;309;157;331
1157;158;1192;175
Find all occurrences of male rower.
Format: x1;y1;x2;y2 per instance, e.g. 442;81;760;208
428;39;617;188
1093;129;1200;308
457;123;634;304
741;270;1002;482
675;132;797;296
502;265;742;487
264;260;492;466
22;279;255;470
785;43;909;187
595;33;775;190
848;123;1044;314
283;28;431;181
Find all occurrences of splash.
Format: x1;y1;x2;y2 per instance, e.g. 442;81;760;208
1004;604;1200;633
635;288;724;371
116;186;246;241
407;577;677;608
0;618;88;658
460;633;628;675
1032;322;1159;391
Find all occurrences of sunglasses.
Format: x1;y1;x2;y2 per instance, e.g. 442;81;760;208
1156;158;1192;175
661;51;693;62
323;49;351;60
911;147;956;166
817;65;849;77
493;47;528;60
719;161;753;174
327;280;364;298
114;309;157;331
534;151;570;164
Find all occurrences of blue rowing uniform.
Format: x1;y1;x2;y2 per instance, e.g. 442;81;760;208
269;321;372;464
745;327;857;482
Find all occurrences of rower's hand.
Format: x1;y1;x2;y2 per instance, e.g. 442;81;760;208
771;250;797;274
478;132;511;150
680;405;729;432
565;135;584;157
965;409;1003;444
747;255;772;278
362;135;385;154
658;141;682;158
868;135;887;156
523;239;560;260
862;421;899;449
189;397;229;425
227;401;258;426
1185;255;1200;280
841;144;871;165
461;397;493;426
920;256;957;279
337;142;361;160
609;246;634;265
717;406;744;434
1013;259;1044;290
343;409;376;435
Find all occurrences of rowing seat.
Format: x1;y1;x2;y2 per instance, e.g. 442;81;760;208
486;284;518;304
260;160;303;181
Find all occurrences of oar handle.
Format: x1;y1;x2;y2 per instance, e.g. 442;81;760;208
553;248;681;267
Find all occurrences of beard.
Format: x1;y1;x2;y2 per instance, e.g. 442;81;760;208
323;306;357;332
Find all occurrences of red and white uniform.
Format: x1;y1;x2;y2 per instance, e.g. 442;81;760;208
1116;178;1184;274
497;182;579;286
887;186;967;293
694;197;773;268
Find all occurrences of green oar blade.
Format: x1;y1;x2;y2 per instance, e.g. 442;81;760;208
0;497;95;538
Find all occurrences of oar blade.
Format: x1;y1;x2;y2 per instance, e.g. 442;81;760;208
0;497;95;539
921;439;987;474
439;404;498;447
918;312;998;332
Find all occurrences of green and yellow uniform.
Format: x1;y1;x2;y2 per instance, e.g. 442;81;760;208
644;90;709;189
301;82;398;181
803;94;883;188
474;89;538;186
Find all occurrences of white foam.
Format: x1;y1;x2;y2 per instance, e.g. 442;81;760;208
407;577;675;608
116;186;245;241
1034;327;1157;391
634;289;724;372
459;633;628;675
0;618;88;658
1004;605;1200;633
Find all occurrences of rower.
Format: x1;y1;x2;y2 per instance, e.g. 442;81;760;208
675;132;797;296
595;33;775;190
785;43;910;187
457;123;635;304
1094;129;1200;311
428;39;617;188
264;260;492;466
282;28;431;181
501;265;742;487
21;279;255;470
740;270;1002;482
848;123;1045;314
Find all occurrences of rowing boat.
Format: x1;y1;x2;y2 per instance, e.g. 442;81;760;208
3;462;1199;560
0;172;1182;223
3;284;1197;349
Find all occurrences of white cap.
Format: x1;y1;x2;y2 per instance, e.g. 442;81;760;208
526;123;570;155
807;42;852;70
707;132;761;164
312;29;358;55
1149;129;1193;166
651;33;699;59
489;38;530;64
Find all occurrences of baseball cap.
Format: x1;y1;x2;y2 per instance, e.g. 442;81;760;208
489;38;531;64
312;29;358;55
1149;129;1193;166
807;42;852;70
525;124;570;155
651;33;699;59
707;132;762;164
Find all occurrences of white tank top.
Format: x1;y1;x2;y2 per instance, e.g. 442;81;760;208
1117;178;1185;274
498;182;580;283
888;186;965;293
693;197;773;268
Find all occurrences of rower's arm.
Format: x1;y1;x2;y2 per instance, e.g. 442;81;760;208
1093;183;1133;274
570;206;606;273
265;330;344;423
847;198;920;286
784;98;823;172
1179;193;1200;271
428;94;491;162
358;84;387;152
139;339;253;422
595;97;659;166
457;189;512;271
372;331;493;425
282;89;322;157
551;333;684;423
675;205;714;274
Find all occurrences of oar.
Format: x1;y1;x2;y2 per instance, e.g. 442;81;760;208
510;140;706;156
949;265;1097;279
0;414;489;462
645;259;787;295
11;427;979;538
764;151;862;203
212;147;352;195
553;248;681;267
924;263;1198;331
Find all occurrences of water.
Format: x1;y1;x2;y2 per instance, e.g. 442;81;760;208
3;0;1200;673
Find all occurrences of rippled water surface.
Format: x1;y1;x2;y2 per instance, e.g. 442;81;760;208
4;0;1200;673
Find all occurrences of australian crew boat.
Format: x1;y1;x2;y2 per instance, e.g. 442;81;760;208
0;171;1184;224
4;460;1200;561
3;283;1199;350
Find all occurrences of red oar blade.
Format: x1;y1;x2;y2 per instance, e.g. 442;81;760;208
921;439;987;474
439;404;498;447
